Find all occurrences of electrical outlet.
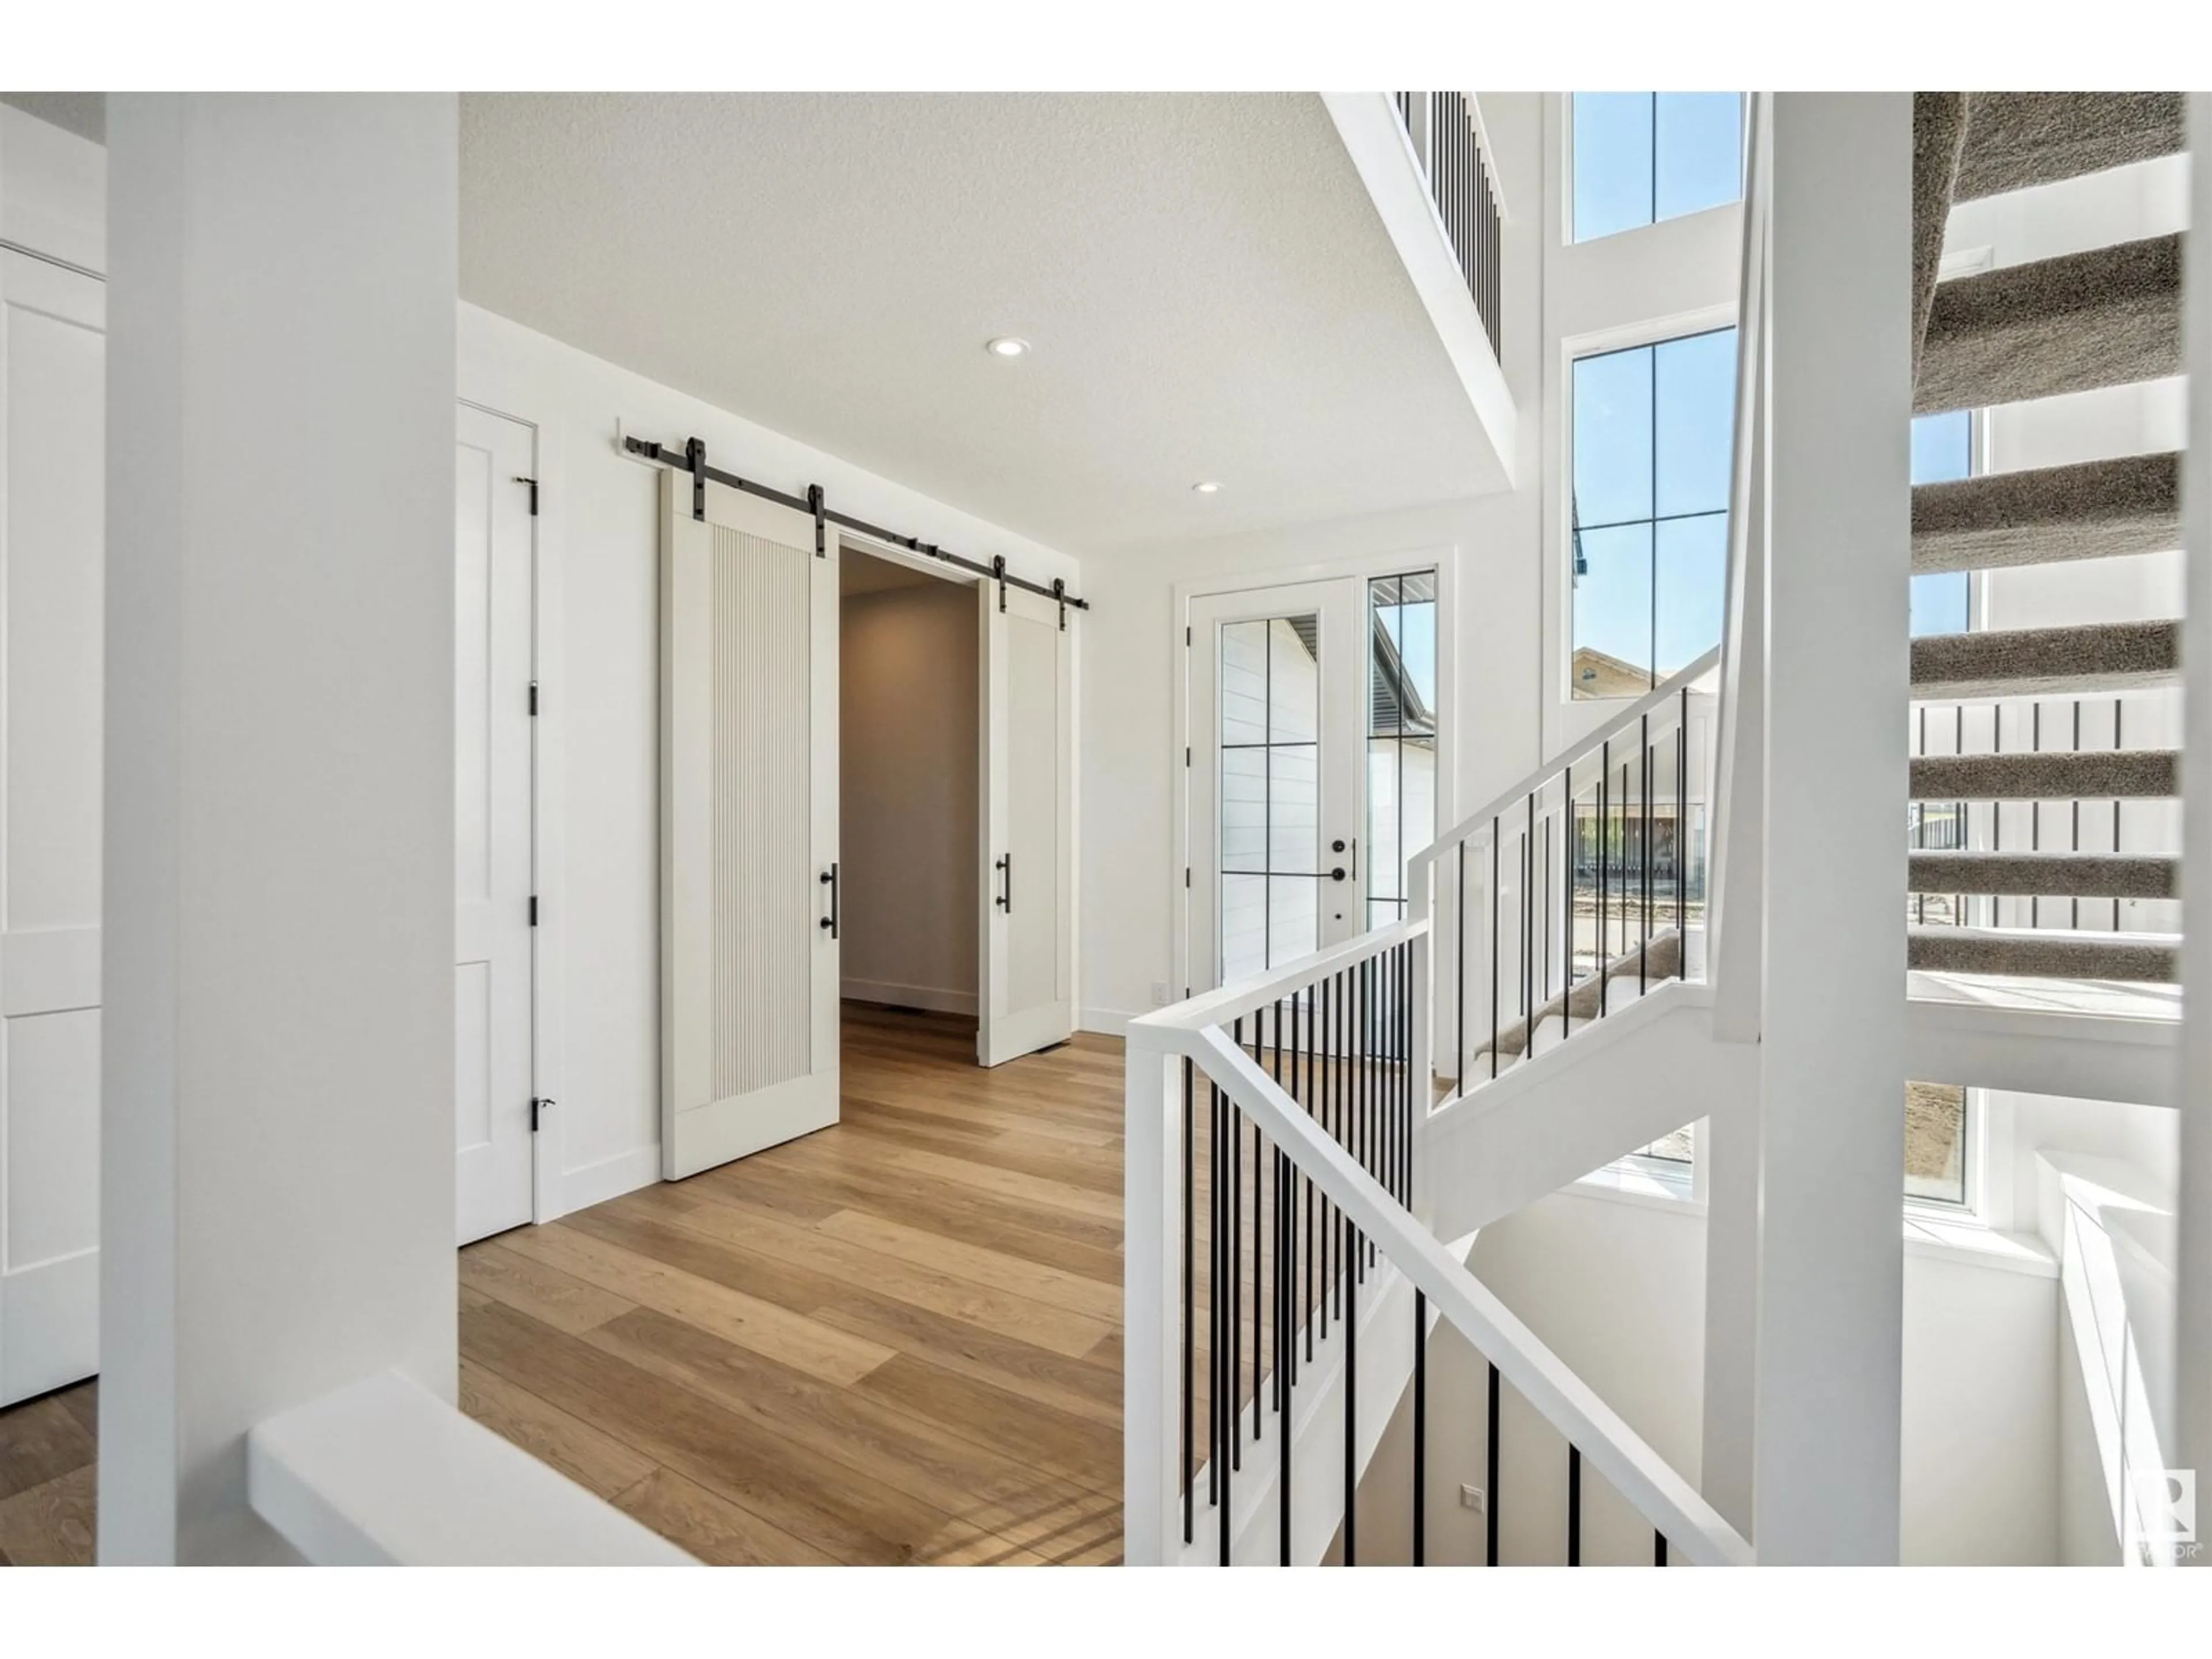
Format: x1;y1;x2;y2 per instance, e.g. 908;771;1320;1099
1151;980;1173;1007
1460;1484;1485;1514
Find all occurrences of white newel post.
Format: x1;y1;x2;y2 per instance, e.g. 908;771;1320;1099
1123;1032;1183;1565
102;93;460;1563
2177;90;2212;1527
1752;92;1911;1565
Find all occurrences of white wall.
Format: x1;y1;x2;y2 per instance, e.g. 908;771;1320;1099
1078;92;1547;1033
103;93;460;1563
1349;1187;2060;1565
839;578;980;1014
456;304;1079;1215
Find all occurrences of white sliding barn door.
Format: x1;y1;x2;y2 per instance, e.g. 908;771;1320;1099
661;468;839;1177
978;582;1075;1067
0;249;104;1405
453;404;536;1243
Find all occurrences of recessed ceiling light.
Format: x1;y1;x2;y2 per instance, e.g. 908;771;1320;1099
985;336;1030;358
1192;481;1222;495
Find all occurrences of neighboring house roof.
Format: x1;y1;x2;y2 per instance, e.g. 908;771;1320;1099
1570;646;1650;699
1370;612;1434;737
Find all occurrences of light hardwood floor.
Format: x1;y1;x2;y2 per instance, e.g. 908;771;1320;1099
0;1005;1128;1567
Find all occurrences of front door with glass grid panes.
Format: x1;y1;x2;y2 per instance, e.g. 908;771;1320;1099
1185;572;1437;994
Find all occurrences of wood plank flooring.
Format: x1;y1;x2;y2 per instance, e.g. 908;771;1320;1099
0;1005;1129;1566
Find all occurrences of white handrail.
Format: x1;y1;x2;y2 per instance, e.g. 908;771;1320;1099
1129;1016;1753;1567
1410;645;1721;881
1131;916;1428;1035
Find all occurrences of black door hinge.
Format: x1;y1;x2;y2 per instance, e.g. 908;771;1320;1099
529;896;539;927
528;680;539;717
1185;625;1192;647
1185;746;1191;767
513;475;539;516
530;1096;554;1132
1184;867;1191;889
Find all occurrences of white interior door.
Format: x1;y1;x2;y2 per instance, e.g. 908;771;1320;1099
0;248;105;1406
978;582;1075;1067
454;404;536;1244
661;468;839;1176
1187;578;1369;995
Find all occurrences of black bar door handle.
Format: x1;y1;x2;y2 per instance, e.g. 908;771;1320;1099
819;862;839;937
995;854;1012;912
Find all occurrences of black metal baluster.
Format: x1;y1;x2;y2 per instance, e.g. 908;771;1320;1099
1562;764;1574;1036
1209;1074;1221;1514
1291;986;1309;1362
1655;1530;1668;1567
1568;1445;1582;1565
1597;743;1609;1014
1230;1017;1243;1474
1524;797;1535;1055
1486;1362;1501;1566
1490;818;1501;1077
1414;1287;1427;1566
1641;714;1653;991
1278;1133;1291;1565
1676;688;1688;969
1182;1055;1194;1544
1456;841;1467;1089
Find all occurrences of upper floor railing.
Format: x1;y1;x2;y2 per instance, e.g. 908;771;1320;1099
1409;650;1722;1100
1394;91;1503;359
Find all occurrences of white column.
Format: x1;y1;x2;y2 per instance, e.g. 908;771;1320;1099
1751;92;1911;1565
2177;91;2212;1527
101;93;459;1564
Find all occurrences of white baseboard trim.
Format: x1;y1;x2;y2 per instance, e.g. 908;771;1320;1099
842;979;977;1017
1080;1006;1143;1038
554;1144;660;1219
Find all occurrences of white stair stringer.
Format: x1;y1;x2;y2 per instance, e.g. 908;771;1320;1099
1903;987;2178;1109
1422;981;1753;1244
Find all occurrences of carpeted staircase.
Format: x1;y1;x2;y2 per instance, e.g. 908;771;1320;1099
1907;92;2187;986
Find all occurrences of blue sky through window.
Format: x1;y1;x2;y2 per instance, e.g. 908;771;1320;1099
1573;327;1737;695
1573;93;1743;243
1910;411;1972;637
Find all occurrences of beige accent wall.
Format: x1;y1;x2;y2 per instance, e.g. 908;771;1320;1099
840;576;980;1014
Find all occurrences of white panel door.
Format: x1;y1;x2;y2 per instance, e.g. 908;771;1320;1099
1187;579;1369;995
454;404;536;1243
978;582;1075;1067
661;468;839;1177
0;249;105;1405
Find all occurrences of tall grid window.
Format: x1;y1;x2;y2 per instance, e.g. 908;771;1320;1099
1366;573;1438;929
1571;326;1738;699
1572;93;1744;244
1217;615;1321;982
1910;409;1974;637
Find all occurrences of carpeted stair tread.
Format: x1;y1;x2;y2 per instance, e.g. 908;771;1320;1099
1910;749;2177;802
1915;233;2180;414
1952;93;2187;203
1913;452;2178;574
1474;930;1681;1064
1911;619;2177;699
1907;851;2175;899
1908;926;2177;983
1912;93;1969;386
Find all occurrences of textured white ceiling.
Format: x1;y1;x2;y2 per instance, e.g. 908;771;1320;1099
460;93;1494;559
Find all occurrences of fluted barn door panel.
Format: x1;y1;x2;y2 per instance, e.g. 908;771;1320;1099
661;469;839;1178
978;583;1074;1067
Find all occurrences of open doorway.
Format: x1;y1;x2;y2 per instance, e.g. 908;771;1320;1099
838;548;982;1031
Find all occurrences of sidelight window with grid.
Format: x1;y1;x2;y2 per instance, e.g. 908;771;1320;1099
1217;615;1322;982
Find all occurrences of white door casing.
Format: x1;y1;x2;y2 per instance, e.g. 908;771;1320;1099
661;468;839;1177
1186;578;1368;997
0;248;105;1406
978;581;1075;1067
454;404;536;1244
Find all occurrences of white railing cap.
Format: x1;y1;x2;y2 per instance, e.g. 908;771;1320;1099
1131;917;1428;1039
